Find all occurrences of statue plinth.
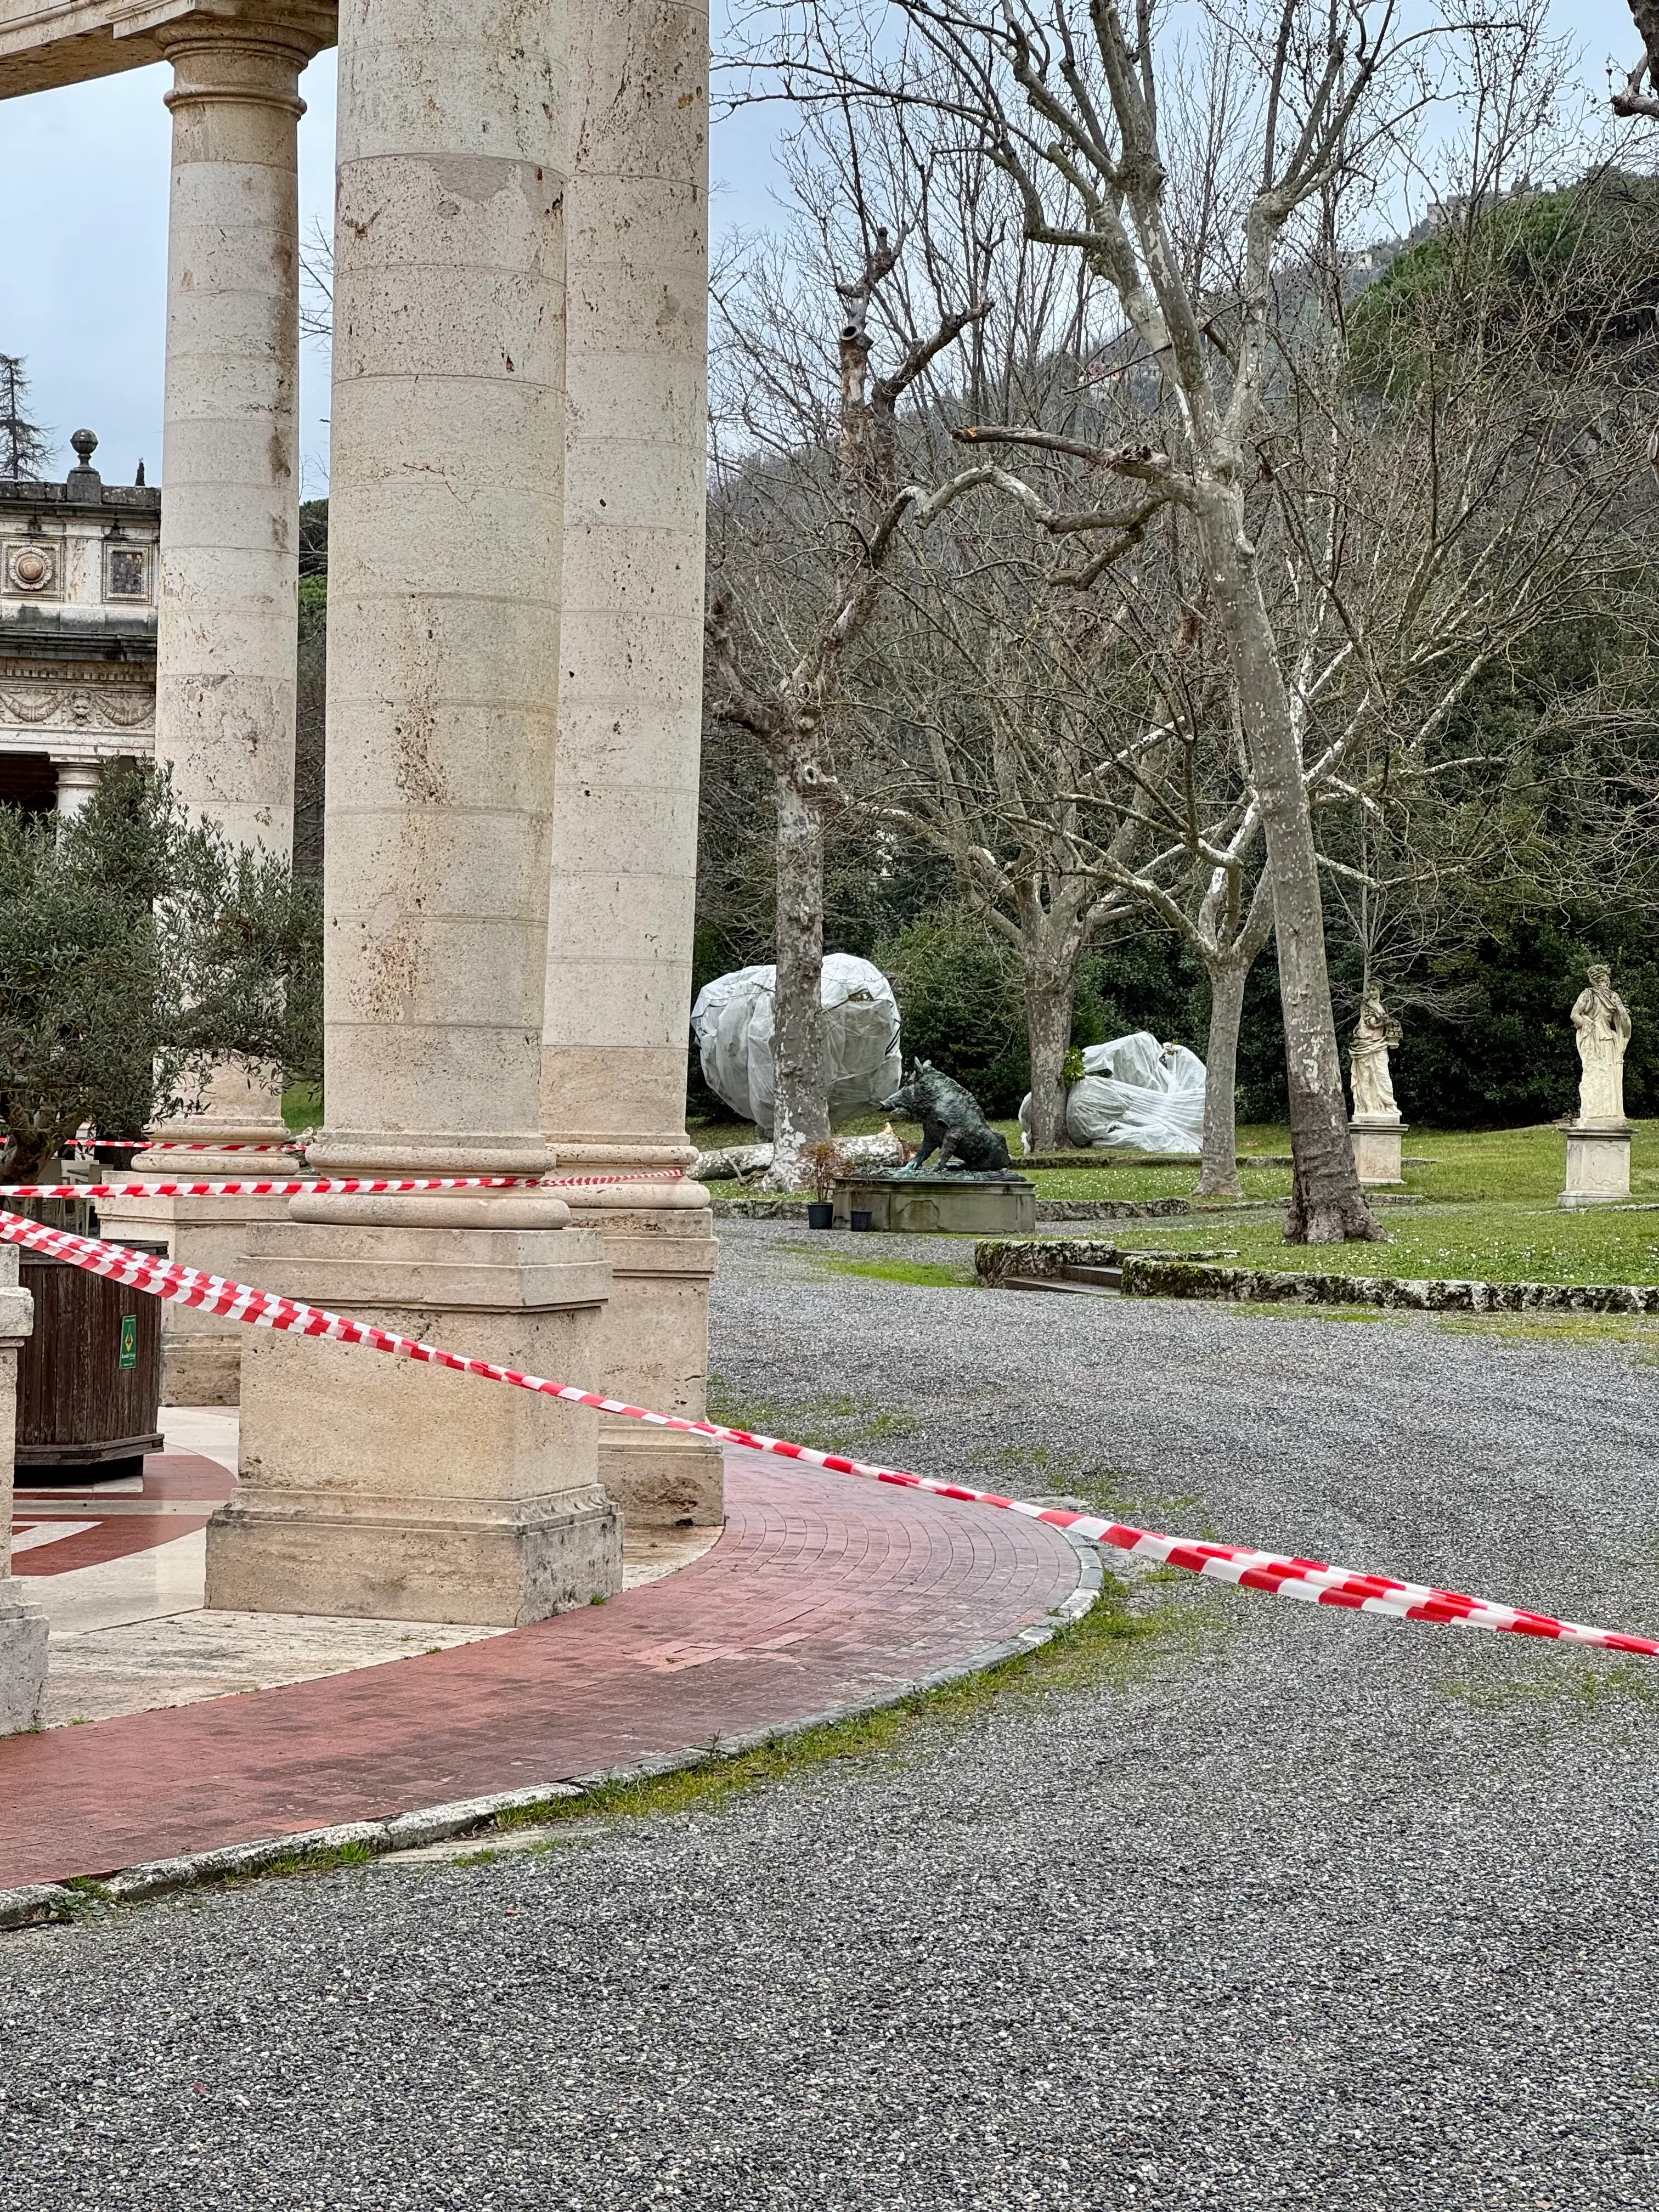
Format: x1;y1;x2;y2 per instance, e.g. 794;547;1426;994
1559;1121;1632;1210
1348;1114;1405;1188
833;1171;1037;1236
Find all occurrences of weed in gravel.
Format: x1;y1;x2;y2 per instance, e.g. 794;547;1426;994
258;1841;381;1881
1435;1312;1659;1357
479;1573;1201;1847
808;1255;976;1290
1443;1656;1659;1714
970;1443;1216;1538
704;1376;917;1455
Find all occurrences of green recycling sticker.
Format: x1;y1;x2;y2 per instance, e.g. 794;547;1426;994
119;1313;138;1372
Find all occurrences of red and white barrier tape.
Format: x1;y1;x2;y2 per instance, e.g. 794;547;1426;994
9;1172;687;1199
544;1171;689;1187
2;1206;1653;1662
77;1139;300;1154
4;1178;539;1200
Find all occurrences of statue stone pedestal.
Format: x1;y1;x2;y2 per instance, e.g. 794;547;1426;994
0;1248;43;1738
833;1173;1037;1236
1559;1124;1632;1210
1349;1114;1405;1188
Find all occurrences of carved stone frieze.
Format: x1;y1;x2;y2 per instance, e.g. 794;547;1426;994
0;669;156;732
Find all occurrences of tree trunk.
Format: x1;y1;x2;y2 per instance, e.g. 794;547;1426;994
1023;956;1076;1154
1195;878;1274;1201
764;776;830;1189
1195;953;1248;1199
1198;495;1380;1243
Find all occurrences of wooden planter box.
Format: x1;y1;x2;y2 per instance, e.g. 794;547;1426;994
15;1217;166;1483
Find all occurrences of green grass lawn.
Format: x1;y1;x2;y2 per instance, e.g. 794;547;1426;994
1118;1198;1659;1286
695;1111;1659;1288
1099;1122;1659;1285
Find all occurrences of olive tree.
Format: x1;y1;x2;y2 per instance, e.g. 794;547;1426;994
0;765;320;1178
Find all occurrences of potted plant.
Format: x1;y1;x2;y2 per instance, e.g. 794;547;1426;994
804;1138;848;1229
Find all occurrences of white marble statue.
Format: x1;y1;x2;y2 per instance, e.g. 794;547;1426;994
1571;964;1632;1125
1349;990;1402;1121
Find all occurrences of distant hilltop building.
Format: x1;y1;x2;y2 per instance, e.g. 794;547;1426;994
0;429;159;814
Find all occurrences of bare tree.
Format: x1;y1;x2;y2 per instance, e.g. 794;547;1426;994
734;0;1659;1235
741;1;1439;1236
850;550;1165;1149
702;126;993;1186
1613;3;1659;119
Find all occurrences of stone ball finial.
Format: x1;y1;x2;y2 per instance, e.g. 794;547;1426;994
70;429;98;466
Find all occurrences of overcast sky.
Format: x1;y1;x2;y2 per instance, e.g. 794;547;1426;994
0;0;1644;492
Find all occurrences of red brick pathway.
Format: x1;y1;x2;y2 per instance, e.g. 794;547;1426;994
0;1452;1084;1887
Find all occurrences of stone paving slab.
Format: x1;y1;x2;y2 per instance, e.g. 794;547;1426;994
0;1450;1085;1888
40;1609;509;1729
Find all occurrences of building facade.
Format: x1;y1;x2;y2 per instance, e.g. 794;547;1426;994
0;429;159;815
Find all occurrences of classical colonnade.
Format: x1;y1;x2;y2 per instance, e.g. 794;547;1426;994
0;0;719;1624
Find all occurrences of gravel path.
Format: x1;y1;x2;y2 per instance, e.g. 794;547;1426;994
5;1216;1659;2209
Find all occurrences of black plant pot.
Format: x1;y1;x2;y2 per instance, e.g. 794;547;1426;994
849;1210;873;1232
807;1201;834;1229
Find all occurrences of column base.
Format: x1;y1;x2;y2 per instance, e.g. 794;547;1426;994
0;1580;48;1737
559;1194;724;1531
206;1493;621;1629
213;1214;622;1626
1560;1123;1632;1209
1349;1115;1405;1187
599;1424;725;1531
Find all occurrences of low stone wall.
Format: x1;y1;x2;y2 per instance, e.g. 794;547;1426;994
1018;1150;1199;1170
1037;1198;1190;1223
1118;1256;1659;1314
974;1240;1659;1313
975;1238;1125;1288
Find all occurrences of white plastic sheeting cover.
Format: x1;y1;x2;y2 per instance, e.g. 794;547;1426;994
1018;1031;1206;1154
690;955;902;1133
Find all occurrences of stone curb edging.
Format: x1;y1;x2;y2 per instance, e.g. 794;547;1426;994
977;1236;1130;1288
974;1238;1659;1312
1036;1198;1191;1222
973;1239;1659;1314
0;1537;1105;1929
1119;1256;1659;1312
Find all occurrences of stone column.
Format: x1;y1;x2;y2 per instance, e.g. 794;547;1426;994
0;1248;43;1738
53;760;103;817
540;0;721;1532
99;8;334;1407
210;0;622;1627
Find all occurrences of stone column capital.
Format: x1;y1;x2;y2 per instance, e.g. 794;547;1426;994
158;5;336;109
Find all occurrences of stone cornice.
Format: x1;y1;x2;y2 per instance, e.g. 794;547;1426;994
0;658;155;686
0;2;337;98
